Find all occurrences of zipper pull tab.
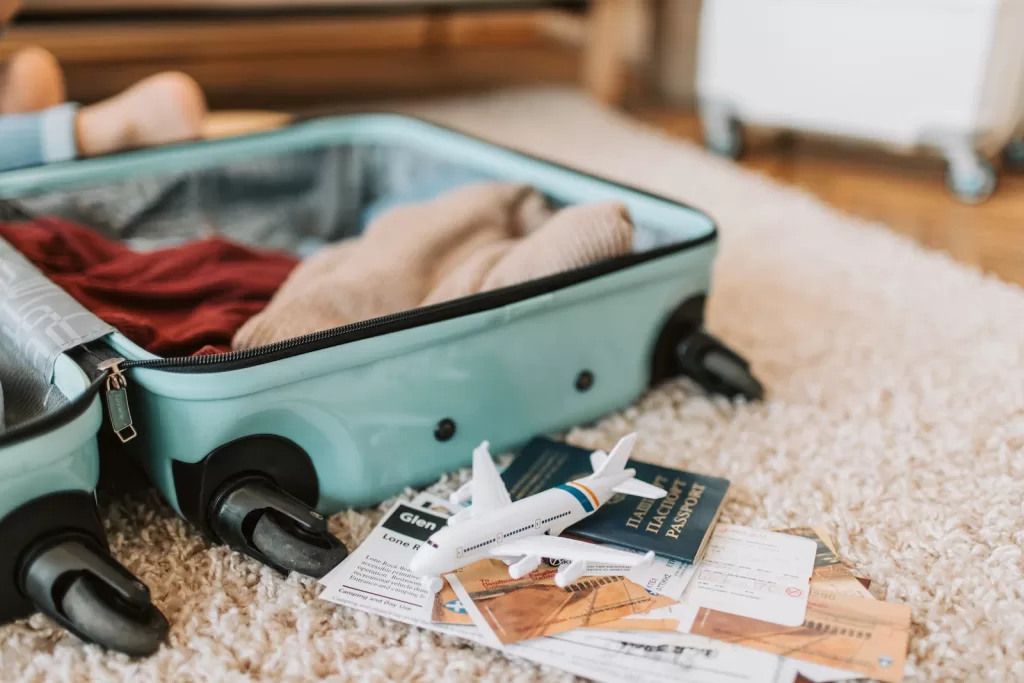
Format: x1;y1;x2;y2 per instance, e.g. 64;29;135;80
97;358;137;443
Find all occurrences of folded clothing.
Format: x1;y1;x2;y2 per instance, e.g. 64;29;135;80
232;182;633;350
0;219;298;357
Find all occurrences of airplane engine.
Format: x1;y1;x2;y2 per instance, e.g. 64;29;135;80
449;481;473;506
554;559;587;587
509;555;541;579
446;507;473;527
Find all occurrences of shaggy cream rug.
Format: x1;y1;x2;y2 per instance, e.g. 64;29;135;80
2;88;1022;683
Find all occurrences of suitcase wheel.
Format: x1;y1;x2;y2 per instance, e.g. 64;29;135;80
651;296;764;401
685;335;765;401
208;476;349;579
676;330;764;401
20;537;169;656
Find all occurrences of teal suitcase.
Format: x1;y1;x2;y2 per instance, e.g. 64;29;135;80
0;249;168;655
0;113;760;591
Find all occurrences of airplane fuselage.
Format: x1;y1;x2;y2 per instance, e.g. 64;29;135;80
411;477;618;577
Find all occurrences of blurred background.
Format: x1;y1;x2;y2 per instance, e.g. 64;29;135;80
7;0;1024;283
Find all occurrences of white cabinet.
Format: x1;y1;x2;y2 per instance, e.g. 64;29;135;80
695;0;1024;203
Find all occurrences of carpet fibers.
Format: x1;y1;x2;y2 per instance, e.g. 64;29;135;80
2;88;1022;682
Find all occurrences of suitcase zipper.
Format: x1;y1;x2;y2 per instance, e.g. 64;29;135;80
106;231;716;376
91;230;718;440
97;358;137;443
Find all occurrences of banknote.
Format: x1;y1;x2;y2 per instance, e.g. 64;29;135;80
775;527;874;600
689;587;911;683
431;557;689;628
445;558;674;644
431;575;473;625
585;612;684;632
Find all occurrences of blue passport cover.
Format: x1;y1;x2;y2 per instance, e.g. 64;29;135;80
502;437;730;564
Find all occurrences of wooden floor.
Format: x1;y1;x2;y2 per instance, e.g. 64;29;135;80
637;109;1024;287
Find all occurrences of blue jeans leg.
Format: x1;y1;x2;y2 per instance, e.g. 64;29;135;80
0;102;79;173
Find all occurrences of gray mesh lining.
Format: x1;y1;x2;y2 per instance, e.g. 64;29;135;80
0;235;113;377
11;144;484;252
0;333;69;433
0;232;111;433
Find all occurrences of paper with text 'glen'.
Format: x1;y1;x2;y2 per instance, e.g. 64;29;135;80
317;494;472;637
319;492;823;683
676;525;817;627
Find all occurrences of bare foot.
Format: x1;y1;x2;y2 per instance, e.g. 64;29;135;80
74;72;207;157
0;46;66;114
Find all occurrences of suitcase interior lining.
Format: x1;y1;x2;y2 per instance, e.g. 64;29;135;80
0;335;70;433
9;141;685;256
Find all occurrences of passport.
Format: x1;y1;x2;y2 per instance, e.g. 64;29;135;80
501;437;730;564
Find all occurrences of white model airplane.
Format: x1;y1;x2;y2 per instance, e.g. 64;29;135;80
409;433;667;594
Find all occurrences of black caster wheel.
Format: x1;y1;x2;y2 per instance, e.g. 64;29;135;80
1003;139;1024;169
20;538;169;657
251;511;349;579
701;348;765;401
945;158;997;205
209;476;349;578
703;116;745;160
677;330;764;401
61;575;169;657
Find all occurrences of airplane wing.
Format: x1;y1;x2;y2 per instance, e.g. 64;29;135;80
489;535;653;568
450;441;512;516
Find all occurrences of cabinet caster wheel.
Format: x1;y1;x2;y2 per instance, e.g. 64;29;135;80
20;538;169;657
209;476;349;578
1003;139;1024;169
946;158;997;205
703;115;745;160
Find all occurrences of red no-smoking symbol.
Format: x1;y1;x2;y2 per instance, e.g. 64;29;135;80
786;587;803;597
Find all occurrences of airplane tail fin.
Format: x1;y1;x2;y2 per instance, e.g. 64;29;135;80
592;432;637;478
592;433;666;500
612;478;666;499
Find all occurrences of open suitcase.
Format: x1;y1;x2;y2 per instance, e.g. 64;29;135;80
0;113;761;642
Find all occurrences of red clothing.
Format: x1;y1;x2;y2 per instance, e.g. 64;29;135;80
0;218;298;357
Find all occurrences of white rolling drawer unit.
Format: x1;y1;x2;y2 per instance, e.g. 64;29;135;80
695;0;1024;204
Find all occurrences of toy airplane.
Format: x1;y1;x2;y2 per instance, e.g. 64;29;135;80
410;433;667;594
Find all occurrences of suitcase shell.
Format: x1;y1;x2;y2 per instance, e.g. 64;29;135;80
0;342;167;654
0;113;757;578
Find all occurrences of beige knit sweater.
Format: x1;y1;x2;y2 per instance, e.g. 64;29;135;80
232;182;633;350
